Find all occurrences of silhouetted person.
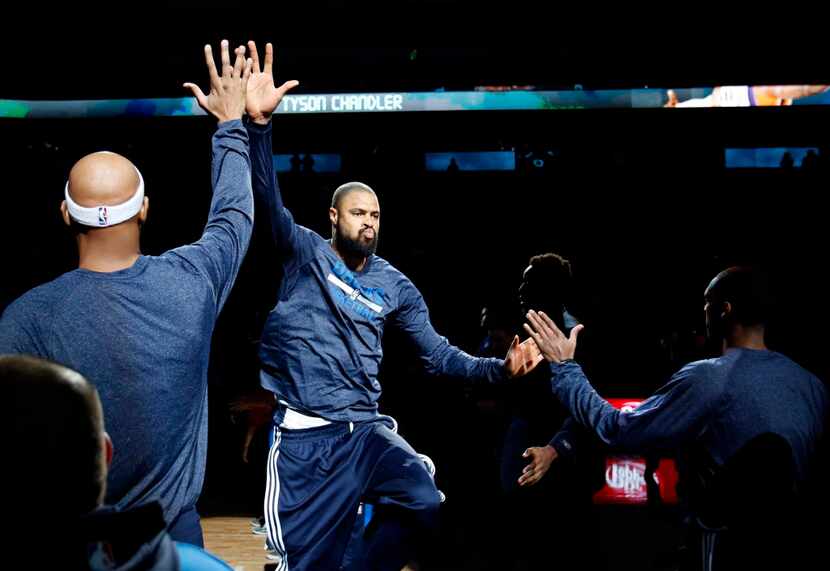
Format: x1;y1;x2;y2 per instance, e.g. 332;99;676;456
301;153;315;173
0;354;233;569
290;153;302;174
502;253;604;570
802;149;819;170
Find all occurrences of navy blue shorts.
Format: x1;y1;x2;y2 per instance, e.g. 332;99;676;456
264;420;441;571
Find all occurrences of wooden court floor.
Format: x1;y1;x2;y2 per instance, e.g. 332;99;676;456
203;516;271;571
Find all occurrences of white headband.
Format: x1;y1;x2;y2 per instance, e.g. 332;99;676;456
64;165;145;227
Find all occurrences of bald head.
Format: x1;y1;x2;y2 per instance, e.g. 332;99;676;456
331;181;377;210
0;355;107;521
68;151;141;207
62;151;149;240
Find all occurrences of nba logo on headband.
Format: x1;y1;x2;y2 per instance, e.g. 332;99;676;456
64;163;145;228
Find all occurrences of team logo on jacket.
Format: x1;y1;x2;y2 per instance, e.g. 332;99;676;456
327;260;386;319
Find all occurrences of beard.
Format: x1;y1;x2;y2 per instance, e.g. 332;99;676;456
336;225;378;258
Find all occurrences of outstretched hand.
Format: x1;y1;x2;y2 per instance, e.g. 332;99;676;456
503;335;544;379
518;445;558;487
184;40;251;123
245;41;299;124
523;310;584;363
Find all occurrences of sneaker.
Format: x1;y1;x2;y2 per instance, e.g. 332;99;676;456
265;544;283;563
265;548;282;562
250;516;267;535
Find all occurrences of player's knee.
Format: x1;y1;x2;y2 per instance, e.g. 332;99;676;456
409;474;442;517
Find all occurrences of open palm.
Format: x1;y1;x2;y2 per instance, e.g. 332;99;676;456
245;41;299;123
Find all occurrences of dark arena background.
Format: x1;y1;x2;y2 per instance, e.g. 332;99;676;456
2;27;829;570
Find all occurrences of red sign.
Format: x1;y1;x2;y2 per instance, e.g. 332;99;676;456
592;399;679;505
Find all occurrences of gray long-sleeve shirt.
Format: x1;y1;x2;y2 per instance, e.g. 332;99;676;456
550;348;828;484
248;121;505;424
